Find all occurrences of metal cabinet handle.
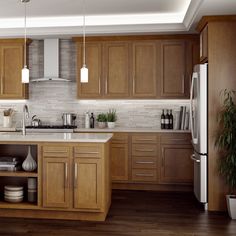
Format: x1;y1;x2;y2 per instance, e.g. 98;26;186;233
65;163;68;188
135;149;154;152
99;76;101;94
135;173;154;177
135;139;155;141
105;78;108;94
74;163;78;188
135;161;155;164
190;154;200;163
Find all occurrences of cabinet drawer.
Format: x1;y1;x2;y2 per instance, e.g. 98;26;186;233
132;157;157;169
74;144;101;158
112;133;128;144
42;146;70;158
132;144;157;156
132;169;157;182
131;134;157;144
160;134;191;145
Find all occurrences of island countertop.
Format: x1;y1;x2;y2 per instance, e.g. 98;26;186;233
0;132;113;143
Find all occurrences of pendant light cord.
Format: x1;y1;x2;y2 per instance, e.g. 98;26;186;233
82;0;86;67
24;1;27;67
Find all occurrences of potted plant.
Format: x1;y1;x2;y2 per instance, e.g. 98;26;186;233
96;113;107;129
215;89;236;219
107;109;117;129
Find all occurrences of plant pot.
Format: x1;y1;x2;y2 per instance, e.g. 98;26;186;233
226;195;236;219
107;122;115;129
98;122;106;129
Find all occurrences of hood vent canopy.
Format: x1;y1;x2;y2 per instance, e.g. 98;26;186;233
31;39;70;82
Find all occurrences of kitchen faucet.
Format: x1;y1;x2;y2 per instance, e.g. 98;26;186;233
22;105;29;135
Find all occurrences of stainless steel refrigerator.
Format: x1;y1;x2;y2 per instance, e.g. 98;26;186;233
190;63;208;209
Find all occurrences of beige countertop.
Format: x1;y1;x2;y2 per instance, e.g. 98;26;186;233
0;132;113;143
74;127;191;133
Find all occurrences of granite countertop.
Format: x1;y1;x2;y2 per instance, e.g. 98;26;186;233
0;132;113;143
74;127;191;133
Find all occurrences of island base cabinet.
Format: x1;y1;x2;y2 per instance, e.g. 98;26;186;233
42;158;70;208
74;158;102;211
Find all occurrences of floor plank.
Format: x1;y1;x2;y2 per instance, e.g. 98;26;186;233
0;190;235;236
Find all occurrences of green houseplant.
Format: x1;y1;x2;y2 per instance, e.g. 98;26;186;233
215;89;236;219
107;109;117;129
96;113;107;129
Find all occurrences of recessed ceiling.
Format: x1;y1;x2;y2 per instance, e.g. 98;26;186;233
0;0;235;37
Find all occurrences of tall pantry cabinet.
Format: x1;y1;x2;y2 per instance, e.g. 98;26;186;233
197;16;236;211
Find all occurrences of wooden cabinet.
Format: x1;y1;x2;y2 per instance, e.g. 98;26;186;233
42;143;110;214
132;42;157;98
0;41;28;99
160;41;188;98
42;145;70;208
159;134;193;184
200;25;208;63
110;133;129;182
77;42;102;98
131;134;158;182
103;42;130;98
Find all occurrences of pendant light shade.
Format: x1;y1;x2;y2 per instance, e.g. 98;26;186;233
21;0;30;84
80;0;88;83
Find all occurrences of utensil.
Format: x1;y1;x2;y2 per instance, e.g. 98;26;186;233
62;113;76;126
31;115;41;127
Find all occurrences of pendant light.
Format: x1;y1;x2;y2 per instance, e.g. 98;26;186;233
80;0;88;83
21;0;30;83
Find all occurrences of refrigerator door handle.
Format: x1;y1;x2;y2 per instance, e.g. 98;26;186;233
190;154;200;163
190;72;198;145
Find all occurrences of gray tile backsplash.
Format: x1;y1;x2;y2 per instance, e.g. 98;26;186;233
0;39;189;129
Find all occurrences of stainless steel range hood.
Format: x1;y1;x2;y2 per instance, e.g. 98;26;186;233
31;39;70;82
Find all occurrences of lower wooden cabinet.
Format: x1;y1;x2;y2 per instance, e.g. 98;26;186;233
74;158;102;210
42;158;70;208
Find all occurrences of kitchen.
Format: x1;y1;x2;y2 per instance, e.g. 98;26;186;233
0;0;236;235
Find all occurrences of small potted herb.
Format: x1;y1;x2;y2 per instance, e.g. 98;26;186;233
215;89;236;219
96;113;107;129
107;109;117;129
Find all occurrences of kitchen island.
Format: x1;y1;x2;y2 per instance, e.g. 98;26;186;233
0;133;112;221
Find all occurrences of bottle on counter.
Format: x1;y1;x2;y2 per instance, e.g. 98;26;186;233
161;109;165;129
169;109;173;129
90;113;95;128
85;112;90;129
165;110;170;129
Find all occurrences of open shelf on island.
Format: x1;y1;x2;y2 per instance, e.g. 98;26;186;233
0;171;38;178
0;200;39;209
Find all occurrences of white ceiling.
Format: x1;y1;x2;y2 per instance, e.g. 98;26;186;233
0;0;235;37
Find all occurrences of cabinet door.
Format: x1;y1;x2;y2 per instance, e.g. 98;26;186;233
74;158;102;211
42;158;70;208
103;42;130;98
111;143;129;181
160;41;187;98
160;144;193;184
132;42;157;98
0;45;28;99
77;43;102;98
200;25;208;63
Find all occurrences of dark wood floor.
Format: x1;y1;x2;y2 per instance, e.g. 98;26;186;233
0;190;235;236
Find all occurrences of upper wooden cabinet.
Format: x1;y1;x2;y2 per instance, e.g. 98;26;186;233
74;35;198;99
200;25;208;63
0;40;28;99
77;42;102;98
131;42;157;98
160;41;187;98
103;42;130;98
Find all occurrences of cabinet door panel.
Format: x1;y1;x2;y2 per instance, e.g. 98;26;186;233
132;42;157;97
77;43;102;98
160;144;193;184
74;159;102;211
42;158;69;208
0;45;27;98
104;42;130;97
111;143;129;181
160;41;187;98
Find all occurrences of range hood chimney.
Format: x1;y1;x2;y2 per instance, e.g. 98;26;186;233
31;39;70;82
